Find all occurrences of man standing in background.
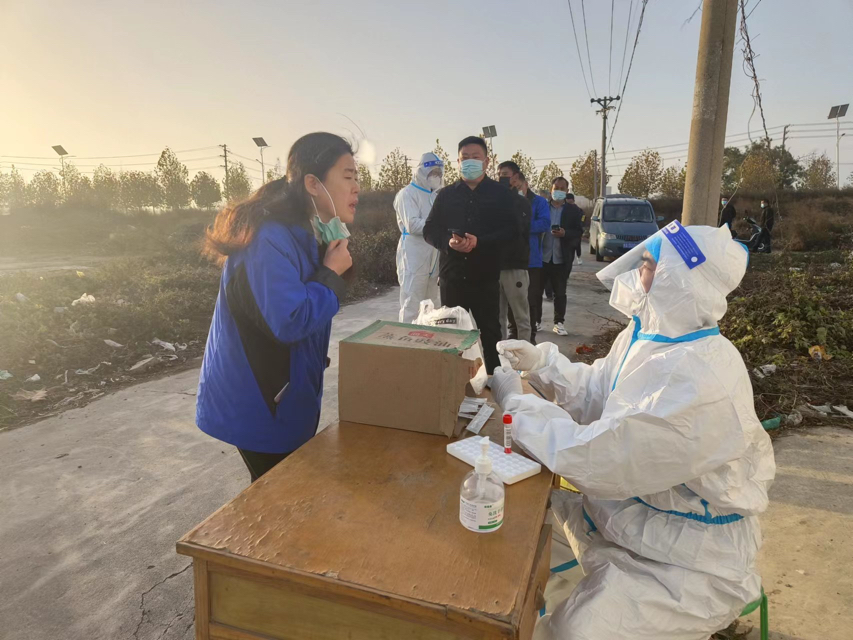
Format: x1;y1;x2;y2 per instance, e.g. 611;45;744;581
563;192;586;270
497;160;532;342
513;172;550;343
424;136;517;373
720;195;737;238
541;177;579;337
394;152;444;322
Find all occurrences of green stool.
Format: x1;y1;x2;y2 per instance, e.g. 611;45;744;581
738;587;768;640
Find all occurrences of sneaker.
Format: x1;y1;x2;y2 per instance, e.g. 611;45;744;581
553;323;568;336
577;257;583;265
535;322;542;332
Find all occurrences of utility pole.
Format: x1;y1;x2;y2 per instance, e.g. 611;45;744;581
221;144;229;199
591;96;619;198
681;0;739;226
782;125;789;151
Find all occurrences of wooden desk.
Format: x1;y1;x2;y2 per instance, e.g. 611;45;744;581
178;396;554;640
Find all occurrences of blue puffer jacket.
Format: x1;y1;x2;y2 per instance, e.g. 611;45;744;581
527;192;552;268
196;221;346;454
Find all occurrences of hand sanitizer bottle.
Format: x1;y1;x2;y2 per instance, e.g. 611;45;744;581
459;437;505;533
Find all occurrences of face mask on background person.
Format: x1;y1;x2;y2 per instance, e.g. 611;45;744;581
760;202;766;209
721;199;728;207
427;174;443;191
499;176;511;187
460;159;484;181
518;190;524;197
552;189;567;202
311;180;351;245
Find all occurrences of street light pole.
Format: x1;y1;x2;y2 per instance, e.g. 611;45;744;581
839;131;847;189
827;104;849;190
252;137;270;184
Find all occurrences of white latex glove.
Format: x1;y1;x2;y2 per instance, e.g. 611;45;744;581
497;340;546;372
491;366;524;409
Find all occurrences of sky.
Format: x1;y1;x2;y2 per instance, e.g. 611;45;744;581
2;0;853;187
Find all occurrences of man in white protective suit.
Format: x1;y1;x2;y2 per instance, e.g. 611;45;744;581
491;223;776;640
395;152;444;322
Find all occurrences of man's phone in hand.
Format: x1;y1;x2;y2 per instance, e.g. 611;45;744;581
551;225;561;231
449;228;466;237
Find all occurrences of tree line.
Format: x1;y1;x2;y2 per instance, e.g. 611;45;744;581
4;140;849;213
0;147;255;212
361;139;851;200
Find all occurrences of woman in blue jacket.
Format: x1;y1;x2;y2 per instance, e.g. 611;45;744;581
197;132;358;481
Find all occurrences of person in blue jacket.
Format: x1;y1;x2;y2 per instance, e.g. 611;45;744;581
518;173;551;344
197;132;358;481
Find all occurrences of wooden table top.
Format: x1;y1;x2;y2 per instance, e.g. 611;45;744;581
178;390;553;623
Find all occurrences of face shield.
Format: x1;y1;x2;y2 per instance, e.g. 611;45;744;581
416;155;444;190
597;232;664;291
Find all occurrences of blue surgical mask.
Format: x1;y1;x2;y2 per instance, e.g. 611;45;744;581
460;159;484;181
311;181;351;245
722;200;728;206
552;190;567;201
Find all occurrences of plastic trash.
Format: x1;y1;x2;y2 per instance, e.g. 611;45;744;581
14;389;47;402
833;405;853;419
808;404;833;415
415;300;484;364
15;293;29;303
26;374;41;382
752;364;778;379
786;411;803;426
761;417;782;431
129;356;156;372
809;345;832;361
151;338;176;352
72;293;96;306
103;339;124;348
0;370;12;381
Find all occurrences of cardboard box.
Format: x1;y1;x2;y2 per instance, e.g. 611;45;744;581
338;320;480;437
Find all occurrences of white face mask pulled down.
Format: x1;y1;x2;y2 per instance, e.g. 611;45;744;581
311;180;351;245
427;174;443;191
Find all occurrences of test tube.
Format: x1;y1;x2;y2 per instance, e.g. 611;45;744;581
503;414;512;454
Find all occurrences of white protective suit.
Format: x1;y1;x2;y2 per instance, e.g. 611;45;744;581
500;224;776;640
395;152;443;323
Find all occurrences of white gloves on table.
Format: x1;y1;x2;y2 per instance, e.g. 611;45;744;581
491;366;523;409
497;340;547;372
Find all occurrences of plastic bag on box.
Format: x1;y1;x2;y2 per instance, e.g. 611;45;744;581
415;300;483;364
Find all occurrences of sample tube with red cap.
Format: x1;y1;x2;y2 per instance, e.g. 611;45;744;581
503;414;512;454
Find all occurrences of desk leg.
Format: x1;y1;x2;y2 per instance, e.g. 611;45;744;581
194;559;210;640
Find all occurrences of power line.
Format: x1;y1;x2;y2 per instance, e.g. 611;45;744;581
580;0;598;96
606;0;649;152
608;0;615;95
566;0;594;101
617;0;634;93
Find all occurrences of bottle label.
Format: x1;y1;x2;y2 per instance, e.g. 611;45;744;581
460;496;504;532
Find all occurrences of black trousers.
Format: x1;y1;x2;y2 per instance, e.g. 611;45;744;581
527;267;543;343
237;448;291;482
441;278;501;373
542;261;570;324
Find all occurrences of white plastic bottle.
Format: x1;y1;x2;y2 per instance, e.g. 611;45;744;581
459;437;505;533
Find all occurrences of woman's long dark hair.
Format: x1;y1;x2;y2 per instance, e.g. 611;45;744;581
203;132;354;264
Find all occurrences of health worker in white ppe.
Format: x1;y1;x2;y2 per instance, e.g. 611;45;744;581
492;223;776;640
395;152;444;322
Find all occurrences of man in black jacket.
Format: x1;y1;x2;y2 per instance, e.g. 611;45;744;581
540;177;584;336
719;196;737;238
497;160;532;342
424;136;518;373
